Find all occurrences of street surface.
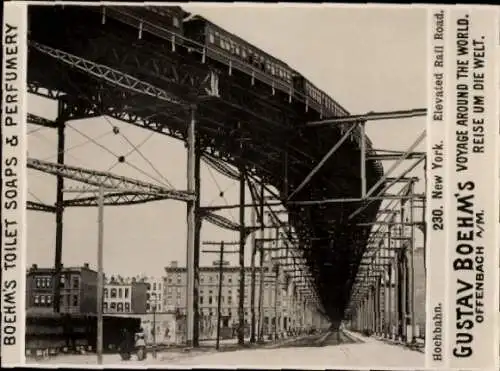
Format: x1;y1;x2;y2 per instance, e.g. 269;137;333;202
27;330;424;368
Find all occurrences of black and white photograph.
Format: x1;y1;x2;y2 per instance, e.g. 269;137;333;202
10;2;435;368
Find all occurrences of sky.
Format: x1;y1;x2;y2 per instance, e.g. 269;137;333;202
27;4;427;278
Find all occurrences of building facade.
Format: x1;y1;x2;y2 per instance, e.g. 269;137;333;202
145;276;163;313
103;276;148;314
26;263;97;314
163;259;307;337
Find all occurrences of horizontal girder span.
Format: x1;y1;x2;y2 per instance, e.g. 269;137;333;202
28;158;194;202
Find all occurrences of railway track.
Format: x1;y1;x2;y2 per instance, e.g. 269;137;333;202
278;329;362;348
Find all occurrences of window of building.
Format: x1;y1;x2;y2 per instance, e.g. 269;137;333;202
167;287;172;293
103;302;108;312
208;296;213;305
125;302;130;312
209;276;213;283
124;288;129;298
147;293;150;301
209;33;215;43
228;296;232;304
177;277;181;284
200;296;204;304
228;277;232;283
40;295;45;304
110;302;116;310
146;303;150;311
153;282;156;291
34;295;39;305
73;295;78;306
147;283;151;290
60;275;65;287
173;17;180;28
111;288;117;298
117;303;123;312
158;283;161;291
72;276;79;289
176;298;180;305
47;295;52;304
118;288;122;298
168;278;172;284
104;288;108;298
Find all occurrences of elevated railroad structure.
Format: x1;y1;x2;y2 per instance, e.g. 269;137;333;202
27;5;425;348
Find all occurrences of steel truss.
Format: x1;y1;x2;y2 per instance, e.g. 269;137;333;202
28;158;193;202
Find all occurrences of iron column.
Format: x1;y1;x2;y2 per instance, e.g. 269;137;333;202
186;105;197;346
250;207;257;343
53;103;66;313
238;144;246;345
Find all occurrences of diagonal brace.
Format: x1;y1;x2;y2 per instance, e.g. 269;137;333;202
287;123;357;201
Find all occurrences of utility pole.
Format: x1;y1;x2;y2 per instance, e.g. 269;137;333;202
97;185;104;365
63;186;130;365
202;241;239;350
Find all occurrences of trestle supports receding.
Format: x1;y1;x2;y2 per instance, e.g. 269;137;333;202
347;178;424;345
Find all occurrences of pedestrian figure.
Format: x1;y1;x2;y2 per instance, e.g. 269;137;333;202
135;328;147;361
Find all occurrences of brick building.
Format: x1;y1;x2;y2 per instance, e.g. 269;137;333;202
26;263;97;314
103;276;148;314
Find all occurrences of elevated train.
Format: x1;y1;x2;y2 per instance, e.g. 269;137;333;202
103;6;362;133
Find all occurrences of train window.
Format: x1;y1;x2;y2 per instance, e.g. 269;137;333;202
235;46;240;55
242;49;247;58
209;33;215;44
219;39;224;48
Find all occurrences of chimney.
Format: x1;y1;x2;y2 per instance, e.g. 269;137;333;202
170;261;178;268
83;263;89;269
31;264;38;270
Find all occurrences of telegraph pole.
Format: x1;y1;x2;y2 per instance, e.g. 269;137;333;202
97;185;104;365
202;241;239;350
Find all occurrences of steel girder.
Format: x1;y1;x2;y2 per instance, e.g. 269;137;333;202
28;158;194;202
27;201;57;213
30;41;184;106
